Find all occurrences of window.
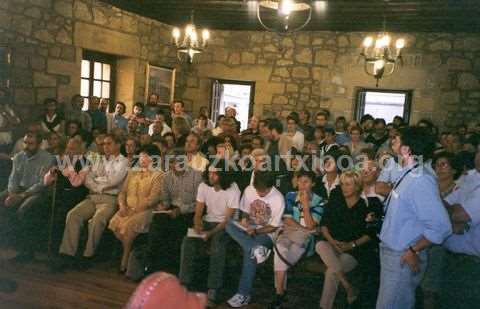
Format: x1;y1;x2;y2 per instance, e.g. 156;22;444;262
80;50;116;110
355;88;412;124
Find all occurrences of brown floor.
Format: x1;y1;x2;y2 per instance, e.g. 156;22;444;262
1;248;479;309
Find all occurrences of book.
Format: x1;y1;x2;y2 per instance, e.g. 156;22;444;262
152;209;172;214
232;220;257;232
187;228;207;239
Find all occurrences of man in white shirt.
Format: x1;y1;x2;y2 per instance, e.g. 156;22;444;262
285;114;305;152
57;134;128;268
148;110;172;136
226;171;285;307
185;132;209;172
179;159;241;306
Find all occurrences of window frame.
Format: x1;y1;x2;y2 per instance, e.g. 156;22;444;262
354;87;413;124
81;50;116;110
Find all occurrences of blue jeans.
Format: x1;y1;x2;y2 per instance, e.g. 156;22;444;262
376;244;427;309
226;220;273;297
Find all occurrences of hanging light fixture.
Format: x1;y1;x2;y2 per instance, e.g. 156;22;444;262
254;0;313;33
360;17;405;87
172;11;210;63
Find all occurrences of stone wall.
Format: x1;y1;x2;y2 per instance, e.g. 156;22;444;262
1;0;479;128
185;31;480;128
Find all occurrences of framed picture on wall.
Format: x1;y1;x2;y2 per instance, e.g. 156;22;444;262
145;64;175;106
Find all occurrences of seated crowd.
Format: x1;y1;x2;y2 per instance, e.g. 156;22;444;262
0;93;479;309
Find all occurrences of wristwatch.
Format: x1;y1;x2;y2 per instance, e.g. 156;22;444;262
351;241;357;248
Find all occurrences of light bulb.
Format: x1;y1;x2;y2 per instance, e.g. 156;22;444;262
191;31;198;42
172;28;180;39
363;37;373;48
375;39;383;49
202;29;210;41
382;35;391;46
279;0;293;16
396;38;405;49
185;24;194;37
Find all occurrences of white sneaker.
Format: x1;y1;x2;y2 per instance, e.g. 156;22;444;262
251;245;271;264
227;293;251;307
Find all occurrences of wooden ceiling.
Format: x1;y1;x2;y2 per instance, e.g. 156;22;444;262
101;0;480;33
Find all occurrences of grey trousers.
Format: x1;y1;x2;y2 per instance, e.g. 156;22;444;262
179;221;230;290
59;194;117;258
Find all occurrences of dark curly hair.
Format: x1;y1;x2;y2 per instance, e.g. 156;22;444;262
203;159;235;190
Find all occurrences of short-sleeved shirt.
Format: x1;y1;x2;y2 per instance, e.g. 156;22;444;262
380;164;452;251
240;185;285;238
284;191;325;227
197;182;241;223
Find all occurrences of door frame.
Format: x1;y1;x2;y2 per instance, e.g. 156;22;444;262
210;78;256;122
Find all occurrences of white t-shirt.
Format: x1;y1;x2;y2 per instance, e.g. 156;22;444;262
240;185;285;237
290;131;305;152
197;182;241;223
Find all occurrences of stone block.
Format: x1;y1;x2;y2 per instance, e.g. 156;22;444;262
228;52;241;65
286;83;298;93
447;57;472;71
468;91;480;99
272;95;288;105
281;37;294;48
47;58;79;76
457;73;479;90
30;55;46;70
276;59;294;66
241;52;256;64
295;48;313;64
24;7;42;19
338;35;349;47
315;50;335;66
30;0;51;8
442;90;460;104
263;44;277;53
296;33;310;45
49;46;61;57
213;49;228;62
56;29;72;45
93;9;108;25
454;37;480;51
74;1;92;22
54;0;72;18
0;10;11;29
33;72;57;87
74;22;141;58
272;67;290;78
36;87;57;104
291;66;310;79
34;30;55;43
428;40;452;51
14;87;35;105
12;67;33;87
13;15;32;36
312;67;327;81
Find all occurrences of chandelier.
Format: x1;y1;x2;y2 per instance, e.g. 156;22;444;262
172;11;210;63
360;20;405;87
254;0;313;33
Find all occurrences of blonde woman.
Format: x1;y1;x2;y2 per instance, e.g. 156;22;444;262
316;171;373;309
109;145;164;273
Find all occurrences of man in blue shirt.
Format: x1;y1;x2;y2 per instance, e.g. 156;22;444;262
443;145;480;257
0;131;53;262
376;127;452;309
